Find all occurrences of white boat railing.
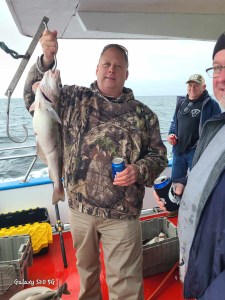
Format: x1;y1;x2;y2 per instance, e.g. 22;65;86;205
0;144;38;182
0;145;36;160
0;136;172;183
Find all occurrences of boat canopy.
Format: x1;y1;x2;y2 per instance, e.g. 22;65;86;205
5;0;225;41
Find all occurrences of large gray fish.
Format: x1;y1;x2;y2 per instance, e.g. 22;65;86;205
30;70;65;204
9;283;70;300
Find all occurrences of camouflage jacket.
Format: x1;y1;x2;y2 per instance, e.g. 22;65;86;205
24;60;167;220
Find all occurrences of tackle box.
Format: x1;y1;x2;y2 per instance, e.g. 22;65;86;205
141;217;179;277
0;235;33;299
0;207;50;228
0;208;52;255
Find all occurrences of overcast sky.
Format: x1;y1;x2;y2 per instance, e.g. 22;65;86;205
0;1;217;98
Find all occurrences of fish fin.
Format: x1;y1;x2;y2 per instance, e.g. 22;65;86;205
29;102;36;113
52;184;65;204
29;86;43;113
50;176;65;204
46;106;62;124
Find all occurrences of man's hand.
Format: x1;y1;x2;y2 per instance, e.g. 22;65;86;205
113;164;139;186
40;30;58;67
173;182;185;195
153;182;185;211
167;134;178;145
153;190;167;211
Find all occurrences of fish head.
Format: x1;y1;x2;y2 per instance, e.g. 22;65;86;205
39;70;61;106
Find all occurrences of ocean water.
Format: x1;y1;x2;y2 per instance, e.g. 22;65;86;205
0;96;177;182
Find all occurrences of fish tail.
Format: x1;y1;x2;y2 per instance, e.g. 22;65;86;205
52;183;65;204
56;283;71;297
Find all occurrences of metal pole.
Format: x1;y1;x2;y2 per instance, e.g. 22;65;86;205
5;16;49;96
55;202;68;268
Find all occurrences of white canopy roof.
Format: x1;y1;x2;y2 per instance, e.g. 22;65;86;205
6;0;225;41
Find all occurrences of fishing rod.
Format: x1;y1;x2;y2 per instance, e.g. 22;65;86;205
55;202;68;268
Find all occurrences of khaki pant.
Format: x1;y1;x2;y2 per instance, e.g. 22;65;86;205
69;209;144;300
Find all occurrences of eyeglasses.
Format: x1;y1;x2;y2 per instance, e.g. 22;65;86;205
100;44;129;66
206;65;225;78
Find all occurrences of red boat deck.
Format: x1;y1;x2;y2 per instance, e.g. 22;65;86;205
16;214;184;300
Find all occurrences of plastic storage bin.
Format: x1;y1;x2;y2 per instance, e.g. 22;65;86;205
0;235;33;298
0;223;52;255
141;217;179;277
0;208;52;255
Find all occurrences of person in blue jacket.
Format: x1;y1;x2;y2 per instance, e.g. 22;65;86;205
154;31;225;300
167;75;221;181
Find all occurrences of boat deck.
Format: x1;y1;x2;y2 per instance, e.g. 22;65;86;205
4;214;184;300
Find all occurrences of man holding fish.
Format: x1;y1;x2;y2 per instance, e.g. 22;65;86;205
24;29;167;300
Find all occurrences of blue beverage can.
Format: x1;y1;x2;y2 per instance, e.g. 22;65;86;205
112;157;125;178
154;175;181;211
154;175;171;190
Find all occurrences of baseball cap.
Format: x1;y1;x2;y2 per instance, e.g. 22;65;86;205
186;74;205;84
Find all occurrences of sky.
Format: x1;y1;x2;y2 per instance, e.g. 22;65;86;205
0;1;217;99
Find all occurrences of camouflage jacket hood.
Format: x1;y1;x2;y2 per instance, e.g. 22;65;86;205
24;64;167;220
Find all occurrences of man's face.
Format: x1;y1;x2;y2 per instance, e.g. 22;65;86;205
187;82;206;100
213;49;225;109
96;47;128;98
